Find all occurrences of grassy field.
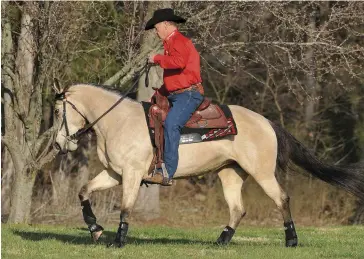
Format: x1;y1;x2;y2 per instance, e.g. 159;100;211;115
2;224;364;259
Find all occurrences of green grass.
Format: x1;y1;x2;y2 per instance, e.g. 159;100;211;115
2;224;364;259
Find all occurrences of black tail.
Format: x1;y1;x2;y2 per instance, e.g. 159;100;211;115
270;121;364;200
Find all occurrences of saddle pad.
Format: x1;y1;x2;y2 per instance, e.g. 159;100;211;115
141;101;238;146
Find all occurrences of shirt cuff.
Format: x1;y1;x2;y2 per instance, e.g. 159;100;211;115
153;54;163;64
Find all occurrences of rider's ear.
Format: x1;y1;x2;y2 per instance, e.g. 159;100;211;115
52;78;63;94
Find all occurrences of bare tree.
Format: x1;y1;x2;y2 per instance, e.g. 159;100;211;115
2;2;53;223
1;2;94;223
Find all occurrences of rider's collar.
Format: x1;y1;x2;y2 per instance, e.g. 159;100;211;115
164;29;178;43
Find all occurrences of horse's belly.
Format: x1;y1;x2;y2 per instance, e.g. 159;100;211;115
174;141;234;177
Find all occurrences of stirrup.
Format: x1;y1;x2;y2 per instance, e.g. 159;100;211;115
152;163;168;177
160;163;169;178
143;172;172;186
144;163;172;186
161;177;173;186
160;163;173;186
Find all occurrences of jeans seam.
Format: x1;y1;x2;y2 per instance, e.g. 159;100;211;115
172;91;192;128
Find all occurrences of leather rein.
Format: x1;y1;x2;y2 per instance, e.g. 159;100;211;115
55;61;152;142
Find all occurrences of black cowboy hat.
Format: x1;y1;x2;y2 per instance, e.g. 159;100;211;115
145;8;186;30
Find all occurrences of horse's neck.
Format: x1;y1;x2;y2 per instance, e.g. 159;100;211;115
70;84;139;136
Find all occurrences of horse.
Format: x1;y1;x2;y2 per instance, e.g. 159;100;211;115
53;82;364;248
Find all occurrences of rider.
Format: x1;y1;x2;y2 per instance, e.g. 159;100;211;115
145;8;204;186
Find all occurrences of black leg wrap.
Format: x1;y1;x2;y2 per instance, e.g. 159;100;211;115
284;221;298;247
81;200;97;226
216;226;235;245
108;222;129;248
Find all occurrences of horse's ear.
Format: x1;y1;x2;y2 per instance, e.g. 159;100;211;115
52;78;63;94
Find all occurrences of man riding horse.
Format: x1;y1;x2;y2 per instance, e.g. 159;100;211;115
52;8;364;249
143;8;204;186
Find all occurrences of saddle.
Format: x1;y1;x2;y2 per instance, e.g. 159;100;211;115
148;89;229;174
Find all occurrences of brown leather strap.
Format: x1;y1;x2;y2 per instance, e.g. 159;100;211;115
155;116;164;165
150;102;165;170
148;153;157;175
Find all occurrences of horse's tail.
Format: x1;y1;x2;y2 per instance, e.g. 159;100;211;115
270;121;364;200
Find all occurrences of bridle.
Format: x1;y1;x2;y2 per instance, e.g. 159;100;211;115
55;60;152;142
54;94;87;142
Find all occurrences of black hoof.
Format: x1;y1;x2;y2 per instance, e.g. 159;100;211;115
286;238;298;247
216;226;235;245
216;238;229;246
107;241;125;248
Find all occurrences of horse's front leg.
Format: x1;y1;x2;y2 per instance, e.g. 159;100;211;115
78;169;122;242
108;169;143;248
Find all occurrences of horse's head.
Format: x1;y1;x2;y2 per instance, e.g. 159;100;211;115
53;80;86;153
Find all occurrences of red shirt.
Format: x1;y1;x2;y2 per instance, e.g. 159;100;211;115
153;30;202;94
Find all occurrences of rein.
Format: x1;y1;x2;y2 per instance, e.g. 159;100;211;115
56;60;152;141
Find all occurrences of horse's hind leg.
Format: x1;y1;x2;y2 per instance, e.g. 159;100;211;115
78;169;122;242
216;164;248;245
253;172;298;247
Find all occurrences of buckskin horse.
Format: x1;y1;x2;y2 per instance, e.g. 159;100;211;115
52;82;364;248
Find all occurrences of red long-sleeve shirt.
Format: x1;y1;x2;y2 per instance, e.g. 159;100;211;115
153;30;202;94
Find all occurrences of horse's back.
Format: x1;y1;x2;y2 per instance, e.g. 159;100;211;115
228;105;275;137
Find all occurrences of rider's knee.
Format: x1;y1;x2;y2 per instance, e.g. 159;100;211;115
164;120;179;132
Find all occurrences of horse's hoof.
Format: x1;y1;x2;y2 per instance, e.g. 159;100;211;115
216;237;229;246
92;230;103;242
215;226;235;245
107;242;125;248
89;223;104;242
286;238;298;247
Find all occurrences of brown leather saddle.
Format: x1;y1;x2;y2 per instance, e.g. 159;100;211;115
147;90;229;175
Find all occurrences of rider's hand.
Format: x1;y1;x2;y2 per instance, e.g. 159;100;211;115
149;54;156;64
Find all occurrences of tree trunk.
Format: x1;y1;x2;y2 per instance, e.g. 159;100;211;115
1;148;14;219
304;5;320;124
8;164;37;224
1;4;16;220
134;185;161;220
4;2;48;224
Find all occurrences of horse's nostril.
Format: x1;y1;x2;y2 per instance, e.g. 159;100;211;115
54;142;61;151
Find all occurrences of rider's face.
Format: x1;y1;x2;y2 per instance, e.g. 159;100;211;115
154;22;168;40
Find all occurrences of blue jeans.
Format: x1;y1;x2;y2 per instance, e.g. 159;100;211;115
164;90;204;179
